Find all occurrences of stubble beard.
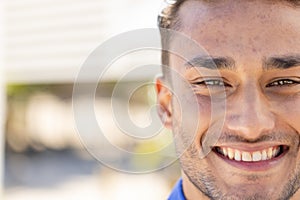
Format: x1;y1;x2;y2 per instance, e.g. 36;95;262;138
174;131;300;200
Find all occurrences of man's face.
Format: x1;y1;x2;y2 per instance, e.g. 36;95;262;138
158;0;300;199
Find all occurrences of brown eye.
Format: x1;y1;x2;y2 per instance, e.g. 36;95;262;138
267;79;300;87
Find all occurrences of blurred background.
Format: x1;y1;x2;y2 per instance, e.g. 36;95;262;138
0;0;181;199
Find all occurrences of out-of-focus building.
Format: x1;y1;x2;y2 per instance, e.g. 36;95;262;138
2;1;181;199
4;0;163;151
5;0;161;83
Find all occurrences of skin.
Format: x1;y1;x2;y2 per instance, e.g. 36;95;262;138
156;0;300;199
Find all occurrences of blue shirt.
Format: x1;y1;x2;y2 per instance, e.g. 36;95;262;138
168;178;186;200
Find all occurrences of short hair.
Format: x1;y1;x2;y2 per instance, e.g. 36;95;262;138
158;0;300;77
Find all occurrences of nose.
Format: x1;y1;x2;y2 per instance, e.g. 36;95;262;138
225;84;275;140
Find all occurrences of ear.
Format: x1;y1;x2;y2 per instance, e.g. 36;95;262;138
156;77;172;129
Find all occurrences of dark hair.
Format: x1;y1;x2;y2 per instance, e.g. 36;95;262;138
158;0;186;77
158;0;300;77
158;0;186;30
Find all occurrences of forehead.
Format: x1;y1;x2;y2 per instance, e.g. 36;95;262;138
176;0;300;60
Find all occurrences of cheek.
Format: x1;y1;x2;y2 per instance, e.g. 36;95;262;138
195;94;226;126
196;95;212;121
194;95;215;145
171;92;225;150
274;96;300;133
172;94;212;132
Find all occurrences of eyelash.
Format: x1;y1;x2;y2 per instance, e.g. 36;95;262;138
266;79;300;87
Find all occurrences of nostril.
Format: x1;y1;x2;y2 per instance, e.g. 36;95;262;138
225;112;275;140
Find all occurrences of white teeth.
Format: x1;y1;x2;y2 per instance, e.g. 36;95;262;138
223;148;228;157
228;148;234;160
252;151;262;162
242;152;252;162
273;148;280;157
272;149;276;157
234;150;241;161
217;146;282;162
267;148;273;159
261;150;267;160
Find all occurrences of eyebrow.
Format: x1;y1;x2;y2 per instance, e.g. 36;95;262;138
185;55;300;71
263;55;300;70
185;56;236;70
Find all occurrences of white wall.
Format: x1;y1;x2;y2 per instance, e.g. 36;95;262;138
0;0;5;197
4;0;161;83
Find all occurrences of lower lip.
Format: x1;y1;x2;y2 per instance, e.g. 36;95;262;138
214;150;288;172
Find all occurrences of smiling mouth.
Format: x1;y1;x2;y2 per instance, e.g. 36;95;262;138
213;145;289;164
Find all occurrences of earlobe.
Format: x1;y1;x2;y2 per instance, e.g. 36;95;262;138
156;77;172;129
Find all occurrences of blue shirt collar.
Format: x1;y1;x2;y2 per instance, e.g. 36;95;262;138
168;178;186;200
